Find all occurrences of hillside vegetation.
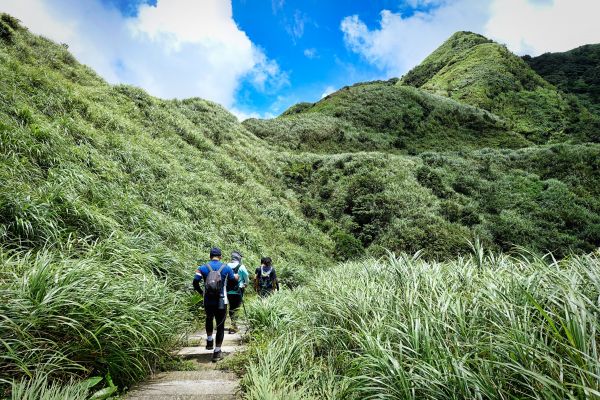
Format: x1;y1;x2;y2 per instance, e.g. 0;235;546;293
244;250;600;399
525;44;600;115
0;13;331;394
401;31;600;143
1;12;600;399
244;81;529;153
281;145;600;260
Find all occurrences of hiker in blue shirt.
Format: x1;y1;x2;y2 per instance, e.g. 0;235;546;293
193;247;238;362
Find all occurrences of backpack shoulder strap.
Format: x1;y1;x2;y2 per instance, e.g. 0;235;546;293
217;263;226;273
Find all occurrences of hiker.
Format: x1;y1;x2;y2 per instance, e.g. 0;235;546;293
193;247;238;362
226;251;249;334
254;256;279;297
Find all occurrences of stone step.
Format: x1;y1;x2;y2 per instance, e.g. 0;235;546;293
186;332;243;346
178;345;246;363
125;371;239;399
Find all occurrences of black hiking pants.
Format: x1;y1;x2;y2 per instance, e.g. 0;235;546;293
205;304;227;347
228;293;242;324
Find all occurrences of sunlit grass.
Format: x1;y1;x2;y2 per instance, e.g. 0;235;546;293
243;250;600;399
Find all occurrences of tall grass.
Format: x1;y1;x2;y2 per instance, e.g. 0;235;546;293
0;16;333;396
0;243;188;389
243;250;600;399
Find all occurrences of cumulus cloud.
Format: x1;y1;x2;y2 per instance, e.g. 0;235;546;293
341;0;600;77
340;0;489;77
1;0;287;108
486;0;600;55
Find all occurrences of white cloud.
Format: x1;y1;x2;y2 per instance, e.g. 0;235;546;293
1;0;287;109
304;48;317;58
340;0;489;77
321;86;336;99
229;108;275;122
486;0;600;55
288;10;306;39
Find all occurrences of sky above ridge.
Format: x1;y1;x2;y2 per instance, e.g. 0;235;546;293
2;0;600;119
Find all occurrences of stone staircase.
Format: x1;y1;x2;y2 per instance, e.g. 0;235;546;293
125;330;245;399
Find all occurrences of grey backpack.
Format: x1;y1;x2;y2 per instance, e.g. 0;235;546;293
205;263;225;298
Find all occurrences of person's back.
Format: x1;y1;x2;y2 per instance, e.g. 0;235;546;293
226;251;248;333
192;247;237;362
254;256;279;297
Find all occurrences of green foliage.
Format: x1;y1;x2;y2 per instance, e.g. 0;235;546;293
281;144;600;259
331;230;364;261
245;81;529;153
525;44;600;115
243;251;600;399
0;247;188;388
0;16;333;396
401;31;600;143
401;31;493;87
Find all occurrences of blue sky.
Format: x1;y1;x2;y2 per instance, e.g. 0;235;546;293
2;0;600;119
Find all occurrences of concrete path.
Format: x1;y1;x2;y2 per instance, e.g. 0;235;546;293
125;329;246;400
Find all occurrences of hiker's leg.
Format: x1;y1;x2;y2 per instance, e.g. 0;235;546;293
205;305;215;337
214;307;227;347
228;294;241;323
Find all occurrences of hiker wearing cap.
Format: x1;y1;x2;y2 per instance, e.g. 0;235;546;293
226;251;249;334
254;256;279;298
192;247;238;362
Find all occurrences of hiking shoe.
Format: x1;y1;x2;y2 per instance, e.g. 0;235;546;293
205;339;214;350
211;350;223;362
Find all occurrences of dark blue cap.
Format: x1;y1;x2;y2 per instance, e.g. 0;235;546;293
209;247;222;257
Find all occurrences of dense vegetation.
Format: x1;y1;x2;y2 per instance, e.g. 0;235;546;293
0;13;330;396
525;44;600;115
244;250;600;399
1;12;599;398
401;32;600;143
280;144;600;260
244;81;529;153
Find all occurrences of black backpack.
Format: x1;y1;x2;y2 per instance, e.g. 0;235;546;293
228;264;241;293
259;266;274;291
205;263;225;298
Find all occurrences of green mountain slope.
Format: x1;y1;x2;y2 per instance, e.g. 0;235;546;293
2;14;600;397
524;44;600;115
281;144;600;259
400;31;599;143
0;14;331;389
244;80;530;153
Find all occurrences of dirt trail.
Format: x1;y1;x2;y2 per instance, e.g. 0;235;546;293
125;329;245;400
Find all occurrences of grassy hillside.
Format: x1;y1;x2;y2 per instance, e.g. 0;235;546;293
524;44;600;115
244;80;530;154
2;13;600;398
280;144;600;260
400;32;600;143
0;13;332;393
244;251;600;399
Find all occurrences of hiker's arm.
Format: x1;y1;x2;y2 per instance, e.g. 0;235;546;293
192;270;203;295
240;266;249;288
